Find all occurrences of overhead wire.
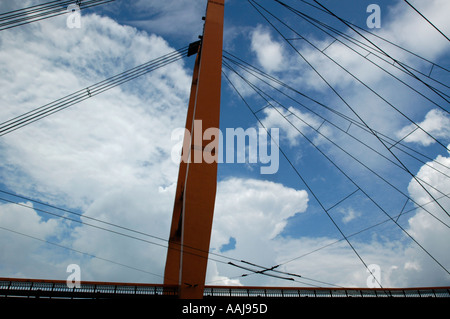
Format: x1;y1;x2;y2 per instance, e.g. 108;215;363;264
223;60;450;279
402;0;450;42
238;260;343;288
223;51;450;191
254;0;449;149
0;194;238;286
0;189;335;287
0;196;169;250
0;225;166;281
312;0;450;109
0;192;239;265
2;214;333;287
225;261;341;287
249;0;450;220
274;0;450;109
278;192;450;267
0;189;170;247
0;0;115;31
222;66;384;288
0;47;189;137
223;49;450;173
295;0;450;76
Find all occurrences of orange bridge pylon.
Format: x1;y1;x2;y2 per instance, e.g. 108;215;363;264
164;0;225;299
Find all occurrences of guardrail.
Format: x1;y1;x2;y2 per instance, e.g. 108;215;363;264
204;286;450;298
1;278;449;299
0;278;178;299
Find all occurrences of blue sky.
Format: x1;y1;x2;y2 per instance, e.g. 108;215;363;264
0;0;449;288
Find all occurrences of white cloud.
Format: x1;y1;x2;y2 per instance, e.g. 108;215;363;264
401;146;450;286
68;184;175;282
338;207;361;224
0;202;67;279
0;10;190;282
0;13;191;209
379;0;450;61
208;177;309;285
0;11;313;285
115;0;206;40
396;109;450;146
206;260;242;286
259;106;323;146
250;25;285;73
212;178;309;243
0;202;59;240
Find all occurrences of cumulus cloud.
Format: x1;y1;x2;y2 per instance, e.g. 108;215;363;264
0;9;314;285
106;0;205;40
396;109;450;146
338;207;361;224
258;105;332;147
379;0;450;61
398;147;450;286
250;25;286;73
0;8;191;282
208;178;309;285
0;13;191;208
296;0;450;92
0;202;67;279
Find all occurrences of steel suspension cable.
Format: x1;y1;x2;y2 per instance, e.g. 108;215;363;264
223;61;450;279
223;51;450;181
222;66;384;288
252;0;449;148
0;47;189;136
295;0;450;74
312;0;450;108
274;0;450;106
0;189;328;286
0;225;167;281
223;56;450;230
403;0;450;42
249;0;450;220
0;0;115;31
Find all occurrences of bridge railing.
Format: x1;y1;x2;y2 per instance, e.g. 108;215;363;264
0;278;178;299
1;278;449;299
203;286;450;298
